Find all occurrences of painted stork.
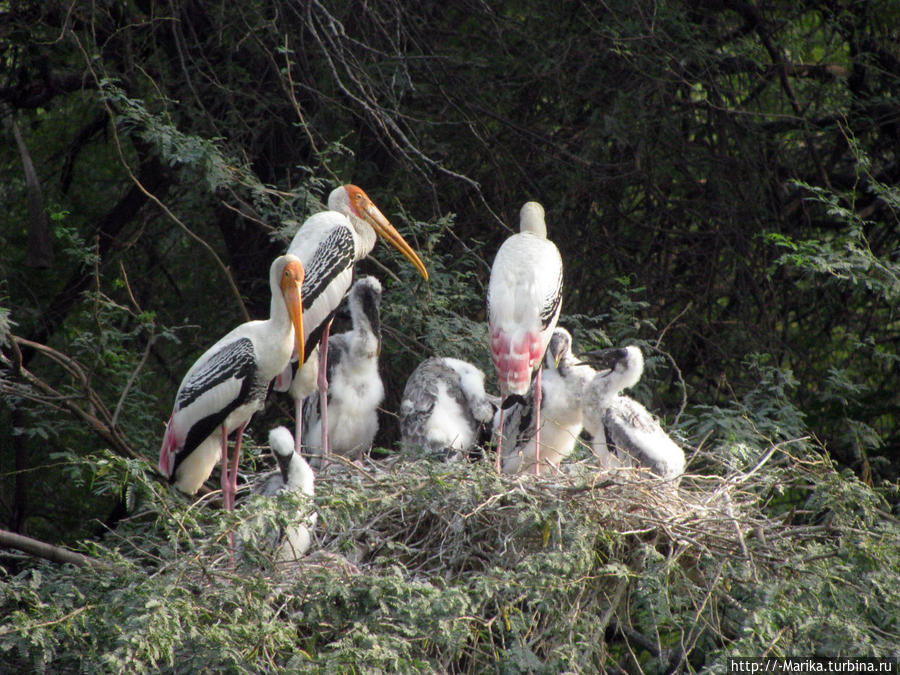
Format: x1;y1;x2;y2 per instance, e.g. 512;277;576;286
301;276;384;468
487;201;563;474
244;426;316;561
496;328;596;474
277;184;428;457
159;255;305;511
582;346;686;480
399;357;498;461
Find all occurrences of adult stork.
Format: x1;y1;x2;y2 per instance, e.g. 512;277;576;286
399;356;498;461
159;255;306;511
582;346;686;480
244;426;316;561
487;201;563;474
301;276;384;468
277;184;428;457
496;328;595;474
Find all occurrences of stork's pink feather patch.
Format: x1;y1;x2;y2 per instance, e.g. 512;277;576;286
158;415;179;476
491;328;543;395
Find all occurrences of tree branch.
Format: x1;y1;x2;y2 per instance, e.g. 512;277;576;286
3;110;53;267
0;528;108;570
2;336;146;463
23;145;171;367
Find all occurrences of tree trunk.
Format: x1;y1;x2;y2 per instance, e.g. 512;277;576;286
5;114;53;268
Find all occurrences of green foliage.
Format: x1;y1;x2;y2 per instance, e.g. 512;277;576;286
99;80;237;193
2;439;898;672
764;140;900;477
684;353;808;450
708;467;900;662
767;195;899;302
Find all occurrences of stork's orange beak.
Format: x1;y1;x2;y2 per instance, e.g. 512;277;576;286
359;194;429;281
281;258;306;364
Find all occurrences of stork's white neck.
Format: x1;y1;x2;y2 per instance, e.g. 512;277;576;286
443;358;487;401
519;201;547;238
353;220;377;260
328;185;376;259
284;453;315;495
327;186;352;214
586;372;623;409
348;278;382;333
617;346;644;391
269;427;315;495
268;259;291;331
588;346;644;404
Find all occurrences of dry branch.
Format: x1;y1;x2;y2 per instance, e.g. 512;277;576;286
0;529;107;570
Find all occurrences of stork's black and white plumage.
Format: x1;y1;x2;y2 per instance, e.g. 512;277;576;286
399;357;498;461
301;276;384;468
487;201;563;474
277;185;428;457
246;426;316;561
159;255;305;511
496;328;596;474
582;346;686;480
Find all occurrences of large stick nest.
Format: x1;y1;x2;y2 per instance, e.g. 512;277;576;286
306;448;780;577
213;445;802;671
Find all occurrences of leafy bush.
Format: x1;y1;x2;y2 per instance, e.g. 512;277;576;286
2;430;898;672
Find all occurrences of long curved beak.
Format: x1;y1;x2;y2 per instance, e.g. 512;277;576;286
282;262;306;365
363;201;429;281
584;347;625;370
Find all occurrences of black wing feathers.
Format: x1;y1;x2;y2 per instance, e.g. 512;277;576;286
176;338;257;410
172;338;259;477
302;228;355;309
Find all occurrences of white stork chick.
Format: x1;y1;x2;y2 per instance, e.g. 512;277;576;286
582;346;686;480
159;255;305;511
302;276;384;468
487;201;563;474
244;426;317;561
399;357;498;461
277;185;428;456
496;328;595;474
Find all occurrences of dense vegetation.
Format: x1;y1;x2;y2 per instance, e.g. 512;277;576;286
1;1;898;671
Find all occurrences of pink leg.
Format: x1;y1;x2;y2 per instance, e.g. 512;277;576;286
220;425;236;566
317;320;333;464
294;396;303;455
227;422;248;568
495;407;505;474
229;422;247;506
219;427;231;510
533;365;543;476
